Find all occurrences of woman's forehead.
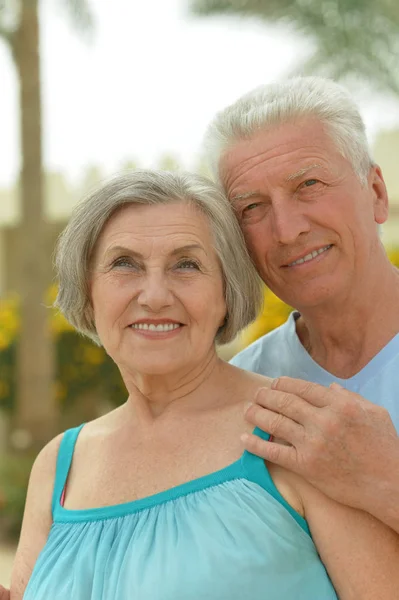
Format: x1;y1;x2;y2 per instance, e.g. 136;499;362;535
94;202;215;258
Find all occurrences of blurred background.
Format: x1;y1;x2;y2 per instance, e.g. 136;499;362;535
1;0;399;582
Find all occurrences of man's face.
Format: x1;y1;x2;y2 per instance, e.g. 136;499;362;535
219;118;388;311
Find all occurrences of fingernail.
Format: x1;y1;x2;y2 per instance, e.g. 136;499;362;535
271;378;279;389
255;386;268;400
330;382;343;390
244;401;253;414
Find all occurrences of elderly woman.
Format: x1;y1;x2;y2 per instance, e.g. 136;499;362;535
10;171;399;600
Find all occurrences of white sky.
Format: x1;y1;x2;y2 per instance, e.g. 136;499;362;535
1;0;399;187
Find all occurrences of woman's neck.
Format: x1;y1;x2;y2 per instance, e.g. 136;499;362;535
121;351;227;422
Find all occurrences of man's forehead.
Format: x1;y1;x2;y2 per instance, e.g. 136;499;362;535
221;118;331;167
229;163;324;204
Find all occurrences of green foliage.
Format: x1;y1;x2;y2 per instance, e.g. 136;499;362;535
55;331;127;410
0;292;127;414
0;452;35;538
0;344;15;413
189;0;399;95
0;296;126;539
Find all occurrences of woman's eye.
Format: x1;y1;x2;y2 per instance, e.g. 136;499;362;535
176;259;200;270
112;257;139;269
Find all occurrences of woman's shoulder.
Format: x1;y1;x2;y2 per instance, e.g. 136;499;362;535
74;405;127;444
225;362;274;394
31;432;64;486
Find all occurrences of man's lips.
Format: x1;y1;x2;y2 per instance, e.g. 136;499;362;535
283;245;332;268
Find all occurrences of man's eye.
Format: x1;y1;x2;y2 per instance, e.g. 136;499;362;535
243;202;260;212
303;179;318;187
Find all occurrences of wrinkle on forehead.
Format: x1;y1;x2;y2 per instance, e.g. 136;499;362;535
223;147;327;201
94;204;214;263
220;119;344;199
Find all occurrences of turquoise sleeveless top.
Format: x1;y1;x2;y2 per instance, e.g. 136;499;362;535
23;425;338;600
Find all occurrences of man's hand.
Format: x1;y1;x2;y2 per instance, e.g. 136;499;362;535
0;585;10;600
243;376;399;529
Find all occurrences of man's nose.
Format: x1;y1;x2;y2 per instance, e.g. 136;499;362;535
271;197;311;245
137;271;174;311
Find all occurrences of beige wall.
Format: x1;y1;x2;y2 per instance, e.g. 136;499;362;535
0;169;101;227
373;129;399;247
0;169;103;294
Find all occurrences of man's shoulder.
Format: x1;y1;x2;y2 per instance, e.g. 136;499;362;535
230;318;292;376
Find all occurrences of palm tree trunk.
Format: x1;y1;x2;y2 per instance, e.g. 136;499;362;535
11;0;57;450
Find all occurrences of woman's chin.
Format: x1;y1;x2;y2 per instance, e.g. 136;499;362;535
129;359;191;378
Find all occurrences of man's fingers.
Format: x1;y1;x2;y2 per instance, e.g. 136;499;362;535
242;433;299;471
246;402;303;443
272;376;337;408
0;586;10;600
254;388;312;424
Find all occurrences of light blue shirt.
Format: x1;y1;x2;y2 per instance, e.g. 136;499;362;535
231;312;399;432
23;423;337;600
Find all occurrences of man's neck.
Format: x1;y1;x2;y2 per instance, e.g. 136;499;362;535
295;265;399;379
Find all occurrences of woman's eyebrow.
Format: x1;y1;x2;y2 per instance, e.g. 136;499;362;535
170;244;206;256
104;243;206;260
103;245;142;260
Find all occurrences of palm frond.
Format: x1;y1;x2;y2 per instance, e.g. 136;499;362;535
189;0;399;96
0;0;20;45
59;0;94;35
190;0;290;18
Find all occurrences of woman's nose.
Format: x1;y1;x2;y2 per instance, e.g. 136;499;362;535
136;271;174;311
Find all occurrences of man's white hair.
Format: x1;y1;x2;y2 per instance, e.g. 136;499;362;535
205;77;373;185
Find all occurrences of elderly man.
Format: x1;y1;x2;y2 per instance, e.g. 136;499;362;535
205;77;399;533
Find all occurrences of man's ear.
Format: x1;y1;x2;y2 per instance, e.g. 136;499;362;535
369;164;389;225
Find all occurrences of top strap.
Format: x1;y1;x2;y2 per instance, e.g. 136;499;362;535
242;427;310;535
51;424;85;518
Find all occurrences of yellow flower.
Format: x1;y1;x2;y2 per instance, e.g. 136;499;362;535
83;345;105;366
53;381;67;402
0;293;20;348
0;380;10;399
241;286;292;347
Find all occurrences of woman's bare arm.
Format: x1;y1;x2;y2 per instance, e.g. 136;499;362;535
10;434;62;600
294;470;399;599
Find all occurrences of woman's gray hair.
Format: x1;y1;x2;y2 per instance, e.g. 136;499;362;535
205;76;373;185
54;170;263;345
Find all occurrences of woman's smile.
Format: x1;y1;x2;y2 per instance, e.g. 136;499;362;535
129;319;184;339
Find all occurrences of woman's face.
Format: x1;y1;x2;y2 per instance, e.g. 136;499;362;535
90;202;227;377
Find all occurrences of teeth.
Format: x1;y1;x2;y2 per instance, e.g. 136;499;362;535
131;323;180;332
289;245;331;267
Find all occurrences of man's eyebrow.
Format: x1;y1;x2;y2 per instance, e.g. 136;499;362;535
230;191;261;205
286;164;322;182
230;165;323;203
